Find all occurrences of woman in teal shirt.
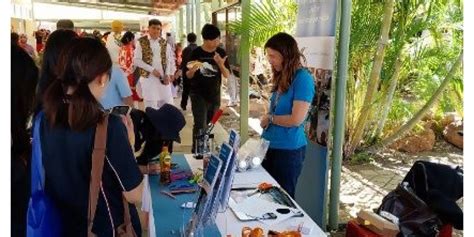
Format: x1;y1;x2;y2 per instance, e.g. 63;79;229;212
260;32;315;198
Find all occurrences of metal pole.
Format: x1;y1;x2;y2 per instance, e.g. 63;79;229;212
239;0;251;143
186;0;192;34
179;8;184;43
195;0;202;45
328;0;352;231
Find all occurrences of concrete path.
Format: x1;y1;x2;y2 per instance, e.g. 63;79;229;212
172;99;229;153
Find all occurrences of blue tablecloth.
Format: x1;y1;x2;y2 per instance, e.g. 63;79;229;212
150;153;221;236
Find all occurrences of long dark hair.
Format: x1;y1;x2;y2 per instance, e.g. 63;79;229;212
11;44;39;160
121;31;135;45
264;32;305;93
38;29;77;103
43;37;112;131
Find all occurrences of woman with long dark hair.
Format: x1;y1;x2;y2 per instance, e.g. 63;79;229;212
260;32;315;198
41;37;143;236
36;29;77;111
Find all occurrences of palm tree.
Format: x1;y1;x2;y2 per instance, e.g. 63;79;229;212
344;0;396;157
371;51;463;150
343;0;463;160
227;0;298;48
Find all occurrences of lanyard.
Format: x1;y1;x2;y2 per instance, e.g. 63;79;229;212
270;92;281;115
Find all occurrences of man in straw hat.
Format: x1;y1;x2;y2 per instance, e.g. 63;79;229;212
106;20;124;64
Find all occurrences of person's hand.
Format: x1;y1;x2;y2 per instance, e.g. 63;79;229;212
152;69;161;78
120;115;135;148
190;63;200;73
162;75;171;85
260;114;271;129
213;52;227;66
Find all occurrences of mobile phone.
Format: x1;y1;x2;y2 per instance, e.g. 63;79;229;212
110;105;131;116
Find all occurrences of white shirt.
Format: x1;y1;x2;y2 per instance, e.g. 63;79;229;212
106;33;122;65
134;35;176;102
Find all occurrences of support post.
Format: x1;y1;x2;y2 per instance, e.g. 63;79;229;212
178;8;184;43
328;0;352;231
186;0;192;34
239;0;251;143
195;0;202;44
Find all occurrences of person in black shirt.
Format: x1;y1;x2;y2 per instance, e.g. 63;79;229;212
41;38;143;236
11;44;39;237
180;32;198;111
186;24;230;152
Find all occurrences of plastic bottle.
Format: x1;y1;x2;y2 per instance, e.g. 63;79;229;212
159;146;172;185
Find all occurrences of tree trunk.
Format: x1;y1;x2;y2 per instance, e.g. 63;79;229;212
344;0;395;158
373;52;404;139
370;51;463;150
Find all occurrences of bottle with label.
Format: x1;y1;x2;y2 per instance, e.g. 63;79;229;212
159;146;172;185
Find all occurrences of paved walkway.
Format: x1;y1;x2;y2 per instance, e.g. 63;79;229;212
172;99;229;154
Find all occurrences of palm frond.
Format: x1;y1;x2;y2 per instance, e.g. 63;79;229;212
227;0;298;48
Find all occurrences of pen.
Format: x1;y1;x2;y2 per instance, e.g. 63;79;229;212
160;190;176;199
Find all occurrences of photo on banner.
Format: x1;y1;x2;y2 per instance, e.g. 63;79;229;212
295;0;337;146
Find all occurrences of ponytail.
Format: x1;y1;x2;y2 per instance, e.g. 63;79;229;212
43;78;104;131
43;79;67;127
67;82;104;131
42;37;111;131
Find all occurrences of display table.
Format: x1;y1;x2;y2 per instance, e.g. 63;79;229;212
150;154;327;236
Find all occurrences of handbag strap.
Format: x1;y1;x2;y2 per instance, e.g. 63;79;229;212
87;115;135;236
87;115;109;236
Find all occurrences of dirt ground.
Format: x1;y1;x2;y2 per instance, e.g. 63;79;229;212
219;96;464;236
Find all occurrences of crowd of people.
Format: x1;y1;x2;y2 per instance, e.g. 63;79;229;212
12;16;315;236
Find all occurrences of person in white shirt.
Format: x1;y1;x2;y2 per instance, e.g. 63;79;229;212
134;19;176;109
106;20;124;65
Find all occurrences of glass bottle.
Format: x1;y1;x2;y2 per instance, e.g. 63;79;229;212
160;146;172;185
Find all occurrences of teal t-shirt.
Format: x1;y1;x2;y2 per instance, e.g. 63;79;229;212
262;68;315;150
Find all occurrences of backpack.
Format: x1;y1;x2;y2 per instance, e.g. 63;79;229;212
26;112;62;237
377;182;443;236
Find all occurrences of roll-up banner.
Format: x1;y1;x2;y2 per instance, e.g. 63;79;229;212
294;0;337;228
296;0;337;146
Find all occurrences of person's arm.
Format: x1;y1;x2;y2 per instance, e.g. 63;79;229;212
180;47;189;71
123;180;143;204
123;96;133;107
186;64;199;79
133;41;154;73
165;43;176;83
261;71;315;128
219;61;230;79
214;50;230;78
113;67;133;106
268;101;311;127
